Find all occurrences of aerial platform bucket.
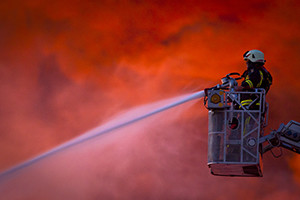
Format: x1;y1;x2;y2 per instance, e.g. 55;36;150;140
206;89;266;177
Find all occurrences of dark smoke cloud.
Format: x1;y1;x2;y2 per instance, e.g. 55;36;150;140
0;0;300;199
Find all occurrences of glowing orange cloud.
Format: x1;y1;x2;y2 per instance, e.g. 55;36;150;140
0;0;300;199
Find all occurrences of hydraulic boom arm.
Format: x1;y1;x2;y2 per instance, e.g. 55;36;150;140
260;120;300;155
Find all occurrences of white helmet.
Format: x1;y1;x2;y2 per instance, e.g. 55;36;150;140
243;50;266;63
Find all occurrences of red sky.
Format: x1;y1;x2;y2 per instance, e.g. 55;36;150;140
0;0;300;199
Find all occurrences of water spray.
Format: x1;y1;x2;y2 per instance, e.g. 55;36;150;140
0;90;205;179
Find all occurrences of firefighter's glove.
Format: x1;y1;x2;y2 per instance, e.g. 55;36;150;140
234;85;244;91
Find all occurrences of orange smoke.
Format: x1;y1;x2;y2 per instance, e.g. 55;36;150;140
0;0;300;199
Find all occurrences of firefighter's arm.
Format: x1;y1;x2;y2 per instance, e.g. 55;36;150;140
241;70;261;90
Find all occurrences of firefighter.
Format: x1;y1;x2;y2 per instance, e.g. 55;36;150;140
227;50;272;161
234;50;272;109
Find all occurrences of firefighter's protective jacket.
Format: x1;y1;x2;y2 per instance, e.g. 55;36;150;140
240;65;272;107
241;65;272;92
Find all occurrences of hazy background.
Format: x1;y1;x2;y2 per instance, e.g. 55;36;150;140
0;0;300;199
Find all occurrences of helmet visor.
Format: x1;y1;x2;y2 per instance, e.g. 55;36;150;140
243;51;250;60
